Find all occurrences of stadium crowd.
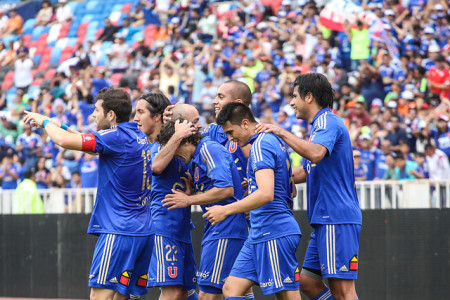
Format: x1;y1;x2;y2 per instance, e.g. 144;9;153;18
0;0;449;193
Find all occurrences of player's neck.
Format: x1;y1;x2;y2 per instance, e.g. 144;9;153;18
148;122;163;143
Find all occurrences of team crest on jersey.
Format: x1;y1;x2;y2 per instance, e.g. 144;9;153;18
194;167;199;181
168;267;178;278
228;141;237;153
349;255;358;271
136;274;148;287
119;271;131;286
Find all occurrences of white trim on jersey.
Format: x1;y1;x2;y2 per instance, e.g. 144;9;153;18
317;111;328;130
97;234;116;285
211;239;228;285
326;225;336;275
253;133;265;163
155;235;166;283
318;288;333;300
268;239;283;288
200;144;216;171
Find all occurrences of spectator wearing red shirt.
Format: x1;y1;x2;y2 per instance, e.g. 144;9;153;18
347;100;371;128
428;54;450;99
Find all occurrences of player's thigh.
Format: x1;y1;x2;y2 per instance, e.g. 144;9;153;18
148;236;192;289
90;286;116;300
160;285;184;300
254;235;301;295
275;289;301;300
198;238;245;291
89;234;153;296
198;290;224;300
328;278;357;299
315;224;361;279
222;276;254;298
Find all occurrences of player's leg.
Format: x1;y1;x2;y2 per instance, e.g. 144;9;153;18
90;287;116;300
300;230;334;299
183;242;199;300
321;225;361;300
198;238;245;299
222;276;254;298
148;236;191;300
328;278;357;300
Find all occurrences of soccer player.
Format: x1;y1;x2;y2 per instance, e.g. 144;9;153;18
256;73;362;300
204;102;302;300
142;103;201;300
24;87;154;300
157;119;249;300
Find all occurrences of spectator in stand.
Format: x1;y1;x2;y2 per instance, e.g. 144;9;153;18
0;10;8;31
383;152;398;180
197;7;217;42
374;139;392;180
35;0;54;27
393;152;418;180
0;41;7;66
16;123;42;169
428;54;450;99
13;168;44;214
55;0;73;24
431;115;450;157
356;134;377;180
0;150;20;190
344;18;370;71
386;115;408;151
199;76;217;113
106;34;130;73
98;18;119;42
78;153;99;188
410;152;429;179
0;9;23;37
347;100;371;128
13;50;34;93
353;149;367;181
34;156;52;189
159;55;180;97
425;143;450;179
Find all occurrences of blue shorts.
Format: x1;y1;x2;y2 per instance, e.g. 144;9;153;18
229;235;301;295
302;224;361;279
197;238;245;294
147;235;197;290
89;234;153;295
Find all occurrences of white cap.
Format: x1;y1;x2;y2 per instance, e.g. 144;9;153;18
401;90;414;100
359;134;371;141
424;27;435;34
282;0;292;5
387;101;398;108
428;44;441;53
434;4;444;10
384;9;394;16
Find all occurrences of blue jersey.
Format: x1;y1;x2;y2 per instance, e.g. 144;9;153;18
0;163;19;189
202;123;247;182
247;132;301;243
356;147;377;180
189;137;248;244
431;129;450;157
301;108;362;225
88;122;153;236
150;142;192;243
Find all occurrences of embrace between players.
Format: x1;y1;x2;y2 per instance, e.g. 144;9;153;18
24;73;362;300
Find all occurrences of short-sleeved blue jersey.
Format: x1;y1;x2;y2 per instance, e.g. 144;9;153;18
87;122;153;236
202;124;247;182
246;132;301;244
301;108;362;225
189;137;248;244
150;142;192;243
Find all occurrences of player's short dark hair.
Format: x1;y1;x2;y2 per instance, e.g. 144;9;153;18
224;80;252;106
138;91;171;120
95;87;132;124
293;73;334;109
157;118;203;146
216;102;256;126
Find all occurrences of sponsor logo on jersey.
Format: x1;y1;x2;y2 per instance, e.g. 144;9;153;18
136;274;148;287
109;277;118;283
260;279;273;288
194;167;199;181
294;267;300;282
349;255;358;271
283;277;293;283
339;265;349;272
120;271;131;286
168;267;178;278
89;273;95;279
197;271;210;279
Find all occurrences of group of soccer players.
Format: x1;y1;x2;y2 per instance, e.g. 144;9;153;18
24;72;362;300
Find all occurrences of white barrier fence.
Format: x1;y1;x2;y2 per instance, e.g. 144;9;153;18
1;180;450;214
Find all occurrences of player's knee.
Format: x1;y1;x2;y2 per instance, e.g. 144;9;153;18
299;274;323;297
90;288;113;300
161;286;184;300
222;281;234;297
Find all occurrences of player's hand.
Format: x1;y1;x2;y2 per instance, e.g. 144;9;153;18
255;123;283;136
180;171;193;195
174;119;196;139
244;211;250;220
162;189;191;210
162;105;175;123
241;178;248;191
203;206;229;225
23;111;49;128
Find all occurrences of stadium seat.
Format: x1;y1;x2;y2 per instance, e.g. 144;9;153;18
1;79;14;90
85;0;100;13
33;55;42;65
32;78;44;87
109;73;123;86
47;23;62;43
50;47;63;64
37;61;50;72
95;28;104;39
81;15;94;24
4;71;14;82
121;3;132;13
111;4;123;12
23;18;36;35
77;23;89;37
22;34;32;45
59;52;73;64
44;69;57;80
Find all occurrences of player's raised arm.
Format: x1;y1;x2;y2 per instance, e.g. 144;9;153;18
23;111;83;151
162;186;234;210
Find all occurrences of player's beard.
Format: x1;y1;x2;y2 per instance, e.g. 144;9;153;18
96;118;111;131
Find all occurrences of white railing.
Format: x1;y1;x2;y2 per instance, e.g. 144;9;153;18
1;180;450;214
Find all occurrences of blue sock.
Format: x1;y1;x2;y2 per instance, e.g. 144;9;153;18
245;292;255;299
225;297;246;300
312;287;334;300
187;289;198;300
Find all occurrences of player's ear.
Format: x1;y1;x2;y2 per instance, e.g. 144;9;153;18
108;110;116;122
241;119;249;130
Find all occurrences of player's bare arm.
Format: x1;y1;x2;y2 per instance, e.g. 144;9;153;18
256;123;327;164
203;168;274;225
162;186;233;210
23;111;83;151
293;166;307;184
152;120;195;174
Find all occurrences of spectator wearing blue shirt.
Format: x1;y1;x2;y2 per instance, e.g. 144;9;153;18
394;152;418;180
79;153;99;188
0;150;19;190
353;150;367;181
430;115;450;157
410;152;430;179
16;123;42;169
